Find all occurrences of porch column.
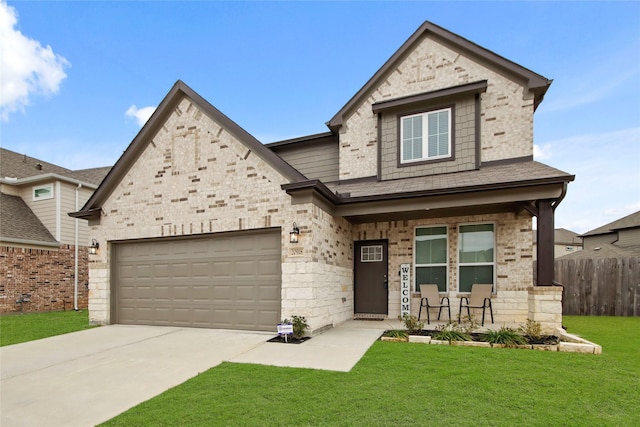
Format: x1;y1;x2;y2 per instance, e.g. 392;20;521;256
536;199;555;286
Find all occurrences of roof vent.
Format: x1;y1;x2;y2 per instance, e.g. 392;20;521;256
36;163;42;170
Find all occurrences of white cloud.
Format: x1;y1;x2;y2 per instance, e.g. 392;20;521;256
125;105;156;127
0;1;69;120
533;143;552;161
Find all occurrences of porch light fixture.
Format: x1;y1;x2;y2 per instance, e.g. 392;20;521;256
289;223;300;244
89;239;100;255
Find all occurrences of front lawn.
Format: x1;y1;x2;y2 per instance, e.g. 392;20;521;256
102;316;640;426
0;310;96;346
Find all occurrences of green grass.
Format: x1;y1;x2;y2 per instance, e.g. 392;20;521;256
0;310;96;346
102;316;640;426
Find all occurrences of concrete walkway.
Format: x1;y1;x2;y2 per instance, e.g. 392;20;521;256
0;321;386;427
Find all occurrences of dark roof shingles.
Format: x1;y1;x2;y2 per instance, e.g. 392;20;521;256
0;148;110;185
326;161;572;200
0;193;58;244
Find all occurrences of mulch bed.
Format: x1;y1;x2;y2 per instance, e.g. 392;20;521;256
267;335;312;344
390;330;559;345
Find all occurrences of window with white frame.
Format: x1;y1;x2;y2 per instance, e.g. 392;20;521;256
401;108;451;163
414;226;448;292
32;184;54;201
361;245;383;262
458;224;495;293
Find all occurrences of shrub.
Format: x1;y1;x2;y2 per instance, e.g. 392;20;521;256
282;315;309;339
401;314;424;335
458;315;480;334
519;319;543;342
383;329;408;339
434;322;471;342
483;327;528;347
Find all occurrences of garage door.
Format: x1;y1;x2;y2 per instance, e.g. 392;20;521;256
113;229;281;331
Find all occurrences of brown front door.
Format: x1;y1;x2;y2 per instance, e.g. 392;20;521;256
354;240;388;315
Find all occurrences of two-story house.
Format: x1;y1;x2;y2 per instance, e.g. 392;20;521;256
0;148;110;312
72;22;574;334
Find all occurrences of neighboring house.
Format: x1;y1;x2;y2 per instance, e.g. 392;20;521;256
0;148;110;313
560;211;640;259
72;21;574;334
532;228;582;259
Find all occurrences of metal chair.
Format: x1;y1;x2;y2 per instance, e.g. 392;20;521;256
417;284;451;324
458;284;494;326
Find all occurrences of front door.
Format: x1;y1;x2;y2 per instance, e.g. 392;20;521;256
354;240;388;315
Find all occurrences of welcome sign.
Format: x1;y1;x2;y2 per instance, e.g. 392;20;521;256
400;263;411;317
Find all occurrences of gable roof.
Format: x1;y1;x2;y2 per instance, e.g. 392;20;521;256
328;21;552;130
72;80;307;220
581;210;640;237
0;192;58;246
0;148;110;187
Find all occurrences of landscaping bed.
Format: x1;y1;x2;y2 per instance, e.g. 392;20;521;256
380;315;601;354
267;335;311;344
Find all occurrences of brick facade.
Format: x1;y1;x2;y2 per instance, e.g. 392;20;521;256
81;23;567;333
339;35;534;180
353;211;534;322
0;245;89;313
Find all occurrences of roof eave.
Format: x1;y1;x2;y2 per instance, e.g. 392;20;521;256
78;80;308;216
337;175;574;205
328;20;553;128
0;173;99;189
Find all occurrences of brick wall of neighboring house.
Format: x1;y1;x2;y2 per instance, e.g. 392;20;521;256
0;245;89;313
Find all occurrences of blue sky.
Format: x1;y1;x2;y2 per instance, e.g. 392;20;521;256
1;1;639;234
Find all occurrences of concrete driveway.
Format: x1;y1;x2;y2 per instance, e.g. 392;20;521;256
0;326;271;427
0;322;385;427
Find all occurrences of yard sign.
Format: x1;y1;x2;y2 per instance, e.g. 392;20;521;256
401;263;411;318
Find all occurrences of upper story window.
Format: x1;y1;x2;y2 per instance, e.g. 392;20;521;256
33;184;54;201
401;108;451;164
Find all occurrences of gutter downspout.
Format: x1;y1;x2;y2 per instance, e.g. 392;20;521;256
74;184;82;311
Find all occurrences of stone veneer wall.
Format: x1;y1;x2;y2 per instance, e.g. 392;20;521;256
87;96;353;331
0;245;89;313
339;34;534;180
353;211;534;323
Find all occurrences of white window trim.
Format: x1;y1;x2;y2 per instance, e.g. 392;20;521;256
361;245;383;262
32;183;54;201
457;222;496;293
400;107;452;164
413;225;448;293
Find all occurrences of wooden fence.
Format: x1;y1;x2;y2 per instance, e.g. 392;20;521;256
548;257;640;316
